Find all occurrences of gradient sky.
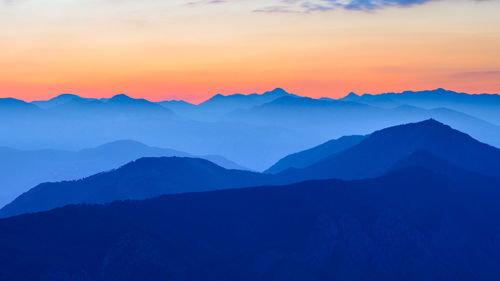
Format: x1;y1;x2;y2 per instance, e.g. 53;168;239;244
1;0;499;103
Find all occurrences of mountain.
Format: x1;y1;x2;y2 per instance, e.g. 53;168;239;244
31;93;175;117
0;109;306;171
281;119;500;181
341;88;500;125
2;89;500;172
170;88;296;121
200;88;294;111
31;94;99;109
0;90;310;171
78;140;247;170
230;94;500;149
229;96;386;141
231;95;383;123
265;135;366;174
1;167;500;280
0;157;273;218
0;140;246;209
0;98;42;116
4;119;499;218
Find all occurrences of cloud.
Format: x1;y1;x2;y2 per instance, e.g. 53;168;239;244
254;5;297;13
186;0;227;6
452;70;500;79
323;0;433;10
252;0;498;12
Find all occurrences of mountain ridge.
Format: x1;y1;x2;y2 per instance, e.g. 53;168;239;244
1;167;499;280
3;119;500;218
0;140;247;209
277;119;500;181
0;156;273;218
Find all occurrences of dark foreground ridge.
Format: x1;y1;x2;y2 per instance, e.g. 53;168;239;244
0;167;499;281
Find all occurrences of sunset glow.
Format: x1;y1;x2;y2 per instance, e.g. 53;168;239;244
1;0;499;103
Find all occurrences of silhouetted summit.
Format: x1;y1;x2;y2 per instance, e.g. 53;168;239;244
0;157;273;217
33;93;98;107
262;87;291;96
0;98;41;113
107;94;148;104
344;92;359;98
280;119;500;181
104;94;171;112
161;88;296;121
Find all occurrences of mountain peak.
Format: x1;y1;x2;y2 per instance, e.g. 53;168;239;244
0;97;31;105
433;88;448;93
109;94;133;102
411;118;451;129
52;93;80;99
420;118;442;125
345;92;359;98
263;88;290;96
370;119;453;140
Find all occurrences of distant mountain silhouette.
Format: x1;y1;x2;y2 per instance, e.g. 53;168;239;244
200;88;294;110
230;94;500;149
32;94;99;109
0;157;272;218
233;95;380;119
2;89;500;171
265;135;365;174
0;140;246;209
167;88;296;120
341;88;500;125
1;167;499;280
0;98;42;116
281;119;500;181
32;93;174;117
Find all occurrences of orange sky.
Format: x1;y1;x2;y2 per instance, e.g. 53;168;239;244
0;0;499;103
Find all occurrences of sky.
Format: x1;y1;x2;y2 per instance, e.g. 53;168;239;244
1;0;499;103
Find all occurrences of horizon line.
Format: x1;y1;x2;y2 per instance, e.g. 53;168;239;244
2;87;499;105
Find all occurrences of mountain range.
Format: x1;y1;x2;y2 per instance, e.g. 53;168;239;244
2;119;499;218
0;140;245;208
32;93;174;117
341;88;500;125
159;88;295;121
1;88;500;171
0;108;499;280
1;166;499;280
228;94;500;149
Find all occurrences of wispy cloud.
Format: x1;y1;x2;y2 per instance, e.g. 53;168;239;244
325;0;433;11
253;0;436;12
452;70;500;79
252;0;497;13
186;0;227;7
254;5;297;13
